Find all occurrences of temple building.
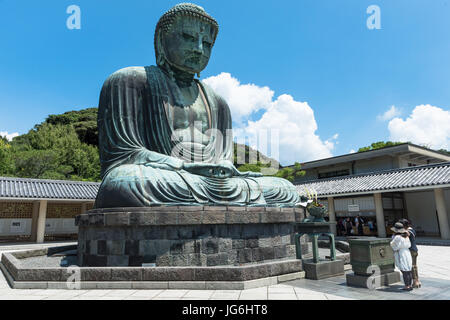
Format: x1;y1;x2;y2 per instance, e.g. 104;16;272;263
293;143;450;239
0;177;97;242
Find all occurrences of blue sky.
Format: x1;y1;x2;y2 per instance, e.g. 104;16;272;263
1;0;449;164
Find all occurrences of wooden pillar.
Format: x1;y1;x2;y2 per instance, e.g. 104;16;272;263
327;197;337;235
81;203;87;214
30;201;40;242
36;200;47;243
374;193;386;238
434;188;450;240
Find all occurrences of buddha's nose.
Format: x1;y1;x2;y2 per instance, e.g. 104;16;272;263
193;39;203;53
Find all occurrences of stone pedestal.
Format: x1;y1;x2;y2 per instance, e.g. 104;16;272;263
346;237;401;289
303;259;344;280
75;206;309;267
294;222;343;280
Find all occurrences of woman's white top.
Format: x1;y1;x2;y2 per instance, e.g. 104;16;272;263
390;235;412;271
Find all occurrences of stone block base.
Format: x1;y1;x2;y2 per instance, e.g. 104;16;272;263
303;259;345;280
346;271;401;289
76;206;309;267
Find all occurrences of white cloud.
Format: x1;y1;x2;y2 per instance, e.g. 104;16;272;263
349;149;356;154
203;73;336;165
0;131;19;141
388;104;450;150
203;73;274;125
378;105;401;121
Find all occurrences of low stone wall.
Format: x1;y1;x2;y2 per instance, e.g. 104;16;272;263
1;248;302;282
0;245;305;290
76;206;310;267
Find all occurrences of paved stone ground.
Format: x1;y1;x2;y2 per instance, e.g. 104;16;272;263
0;242;449;300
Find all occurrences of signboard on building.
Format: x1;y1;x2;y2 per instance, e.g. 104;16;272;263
348;204;360;212
10;220;26;233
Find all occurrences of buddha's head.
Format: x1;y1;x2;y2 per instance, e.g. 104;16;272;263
154;3;219;76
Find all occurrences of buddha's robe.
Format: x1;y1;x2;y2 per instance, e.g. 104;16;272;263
94;66;300;208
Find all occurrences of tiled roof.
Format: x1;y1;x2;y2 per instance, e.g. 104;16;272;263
295;162;450;197
0;177;99;200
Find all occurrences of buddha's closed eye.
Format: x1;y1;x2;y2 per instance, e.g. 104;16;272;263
182;33;196;41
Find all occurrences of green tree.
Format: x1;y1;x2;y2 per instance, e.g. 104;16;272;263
14;149;60;179
11;123;100;181
237;163;263;173
358;141;404;152
273;162;305;182
45;108;98;145
237;161;305;182
437;149;450;156
0;137;15;175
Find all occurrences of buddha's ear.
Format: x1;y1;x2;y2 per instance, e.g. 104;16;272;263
155;30;165;67
156;31;176;79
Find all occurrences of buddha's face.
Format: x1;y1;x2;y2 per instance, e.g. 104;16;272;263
162;15;215;74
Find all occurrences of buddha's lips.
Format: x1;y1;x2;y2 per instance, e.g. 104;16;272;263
186;56;201;64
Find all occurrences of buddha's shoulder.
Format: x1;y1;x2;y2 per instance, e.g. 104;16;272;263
103;66;156;86
199;81;228;106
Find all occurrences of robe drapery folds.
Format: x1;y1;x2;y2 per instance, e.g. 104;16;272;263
95;66;300;208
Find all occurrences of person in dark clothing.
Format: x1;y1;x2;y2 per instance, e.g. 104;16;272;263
357;216;364;236
400;218;421;288
337;218;343;236
345;218;353;236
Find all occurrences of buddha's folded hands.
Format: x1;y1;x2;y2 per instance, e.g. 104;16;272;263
182;162;234;179
217;160;263;178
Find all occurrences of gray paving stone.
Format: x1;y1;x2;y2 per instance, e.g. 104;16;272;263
268;293;298;300
155;289;189;298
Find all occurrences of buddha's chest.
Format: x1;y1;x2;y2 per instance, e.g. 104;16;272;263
171;100;210;132
165;87;212;145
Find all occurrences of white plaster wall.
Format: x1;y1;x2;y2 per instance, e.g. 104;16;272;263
404;191;440;236
45;218;78;235
0;218;78;236
353;156;395;174
0;219;32;236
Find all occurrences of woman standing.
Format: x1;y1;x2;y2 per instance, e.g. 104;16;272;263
390;222;413;291
400;219;421;288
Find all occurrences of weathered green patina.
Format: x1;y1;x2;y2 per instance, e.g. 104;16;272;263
94;3;301;208
346;238;401;288
304;204;328;223
295;222;337;263
347;238;396;275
